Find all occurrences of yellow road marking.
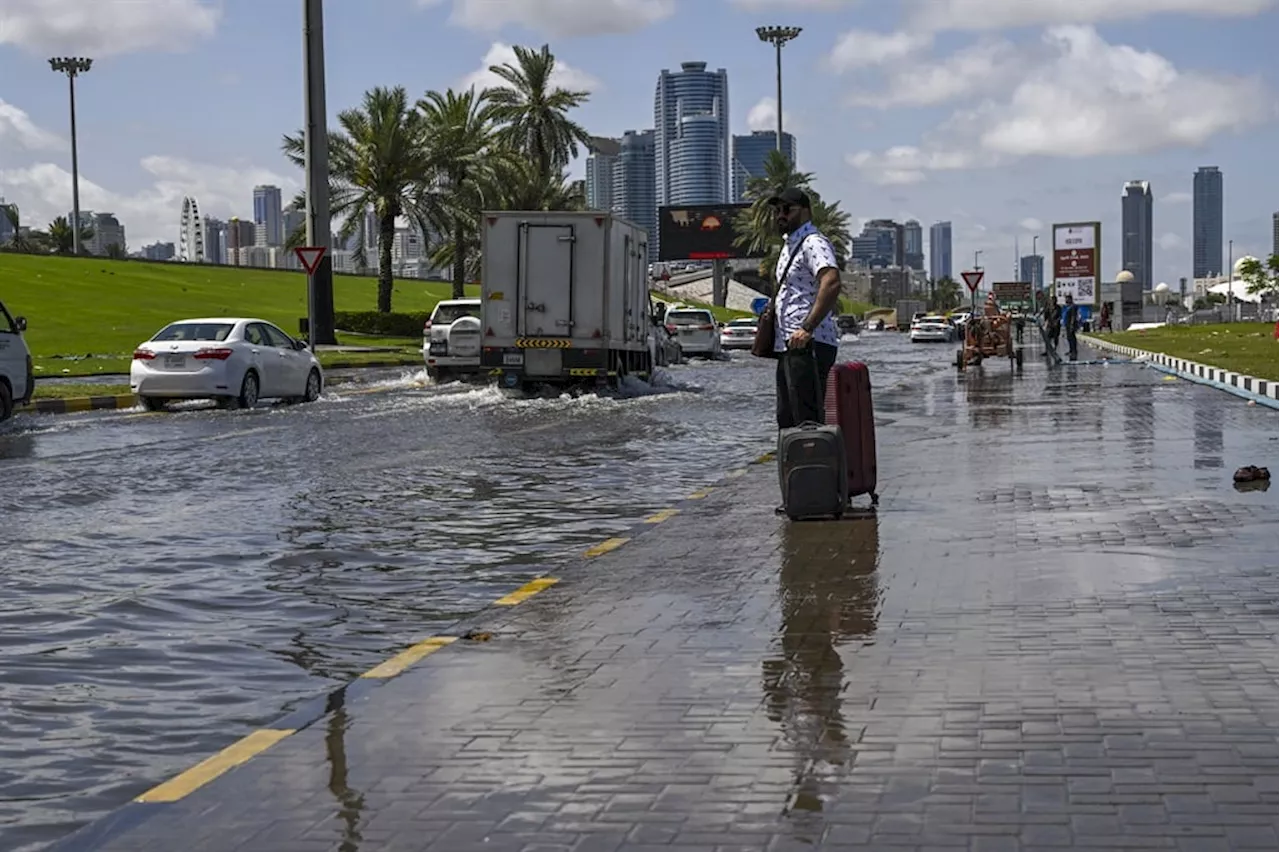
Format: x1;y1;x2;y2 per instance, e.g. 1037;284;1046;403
688;487;713;499
583;537;629;557
644;508;679;524
494;576;559;605
135;728;294;803
360;636;457;679
755;452;776;464
724;468;746;479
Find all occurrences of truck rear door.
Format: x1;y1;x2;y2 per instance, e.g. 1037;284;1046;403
518;222;574;337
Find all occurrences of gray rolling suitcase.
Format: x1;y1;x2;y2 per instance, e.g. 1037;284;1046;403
777;422;848;520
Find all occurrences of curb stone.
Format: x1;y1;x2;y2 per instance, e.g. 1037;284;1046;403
1081;334;1279;409
17;394;137;415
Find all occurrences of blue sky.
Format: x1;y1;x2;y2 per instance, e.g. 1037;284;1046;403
1;0;1276;285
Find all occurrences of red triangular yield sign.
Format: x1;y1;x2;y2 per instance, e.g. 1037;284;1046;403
295;246;326;275
961;270;984;292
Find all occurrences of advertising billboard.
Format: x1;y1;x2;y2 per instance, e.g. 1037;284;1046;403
1052;221;1100;306
657;203;753;261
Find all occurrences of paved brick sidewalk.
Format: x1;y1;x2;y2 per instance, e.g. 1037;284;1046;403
60;355;1278;851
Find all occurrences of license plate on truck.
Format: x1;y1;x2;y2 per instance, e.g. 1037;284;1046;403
503;352;524;366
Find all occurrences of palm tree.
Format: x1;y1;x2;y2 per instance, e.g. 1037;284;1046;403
496;157;585;212
930;276;961;312
417;87;510;299
1;204;40;253
283;85;436;313
733;150;853;281
46;215;94;255
485;44;592;185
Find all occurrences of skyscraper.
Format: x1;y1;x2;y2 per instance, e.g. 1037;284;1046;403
252;184;283;247
1192;166;1223;278
612;129;657;261
851;220;904;269
929;221;952;281
1019;254;1044;290
654;61;730;208
903;220;924;271
1121;180;1153;288
731;130;795;202
584;136;621;211
1272;211;1277;259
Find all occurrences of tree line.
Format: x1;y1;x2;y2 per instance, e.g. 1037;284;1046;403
0;207;124;258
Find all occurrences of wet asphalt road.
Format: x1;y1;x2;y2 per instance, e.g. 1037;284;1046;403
0;333;943;851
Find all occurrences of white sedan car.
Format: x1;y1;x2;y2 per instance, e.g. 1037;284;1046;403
909;315;957;343
719;317;758;350
131;317;324;411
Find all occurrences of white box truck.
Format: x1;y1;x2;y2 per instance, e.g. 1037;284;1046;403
480;211;670;390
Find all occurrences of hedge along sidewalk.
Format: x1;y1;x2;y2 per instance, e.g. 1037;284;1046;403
1082;333;1280;409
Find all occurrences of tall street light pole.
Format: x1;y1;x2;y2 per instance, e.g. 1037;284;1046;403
1032;234;1039;291
756;26;801;153
303;0;336;345
49;56;92;256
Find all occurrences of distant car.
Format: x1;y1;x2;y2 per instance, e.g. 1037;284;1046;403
0;298;33;421
664;307;722;357
131;317;323;411
423;298;482;382
910;315;957;343
719;317;758;350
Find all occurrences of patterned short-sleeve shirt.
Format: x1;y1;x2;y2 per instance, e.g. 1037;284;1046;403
774;221;840;352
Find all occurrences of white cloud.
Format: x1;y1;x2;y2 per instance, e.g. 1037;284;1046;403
847;27;1270;183
731;0;854;7
1164;191;1193;203
847;38;1019;107
418;0;673;37
907;0;1273;32
746;97;793;134
846;146;978;185
461;42;602;93
1019;218;1044;231
1158;232;1183;250
0;0;219;56
828;29;932;73
0;156;298;248
0;99;65;152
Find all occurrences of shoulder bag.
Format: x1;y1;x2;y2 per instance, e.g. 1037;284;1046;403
751;235;811;359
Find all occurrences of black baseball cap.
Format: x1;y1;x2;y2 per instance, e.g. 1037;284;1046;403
766;187;810;209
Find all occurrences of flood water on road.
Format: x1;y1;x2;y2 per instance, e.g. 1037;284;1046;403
0;333;944;850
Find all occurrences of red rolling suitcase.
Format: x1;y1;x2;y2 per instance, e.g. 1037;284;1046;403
824;361;879;505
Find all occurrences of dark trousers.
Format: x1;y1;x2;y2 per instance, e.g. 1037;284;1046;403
1066;328;1078;360
775;342;839;429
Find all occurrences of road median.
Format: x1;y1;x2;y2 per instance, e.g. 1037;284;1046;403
1083;332;1278;408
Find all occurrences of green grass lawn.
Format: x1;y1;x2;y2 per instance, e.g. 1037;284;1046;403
32;381;132;400
0;253;467;377
1096;323;1278;382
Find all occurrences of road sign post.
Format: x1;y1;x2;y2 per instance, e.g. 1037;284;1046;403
295;246;327;350
962;269;984;315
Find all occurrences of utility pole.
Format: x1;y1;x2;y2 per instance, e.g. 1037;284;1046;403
756;26;801;153
303;0;336;344
49;57;92;256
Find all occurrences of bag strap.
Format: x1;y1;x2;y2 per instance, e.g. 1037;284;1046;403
775;234;812;294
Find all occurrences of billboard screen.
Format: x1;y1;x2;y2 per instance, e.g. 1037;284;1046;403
657;203;753;261
1052;221;1100;305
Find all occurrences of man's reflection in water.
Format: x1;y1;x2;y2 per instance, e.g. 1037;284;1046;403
762;514;881;840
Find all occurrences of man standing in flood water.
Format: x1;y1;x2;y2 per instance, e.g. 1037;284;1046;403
770;187;842;429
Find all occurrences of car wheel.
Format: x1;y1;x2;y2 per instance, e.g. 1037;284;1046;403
237;371;260;409
303;368;322;402
0;381;12;423
140;396;167;412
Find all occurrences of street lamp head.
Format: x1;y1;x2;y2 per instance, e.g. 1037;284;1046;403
49;56;93;75
756;25;802;46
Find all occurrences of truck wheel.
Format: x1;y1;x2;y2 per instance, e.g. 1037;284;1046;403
0;381;12;422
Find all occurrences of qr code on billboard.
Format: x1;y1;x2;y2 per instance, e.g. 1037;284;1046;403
1076;279;1095;299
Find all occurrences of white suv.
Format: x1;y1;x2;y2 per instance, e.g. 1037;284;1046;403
0;299;33;421
423;298;483;382
664;307;722;358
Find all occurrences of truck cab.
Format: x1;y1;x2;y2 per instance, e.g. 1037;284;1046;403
0;299;34;421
